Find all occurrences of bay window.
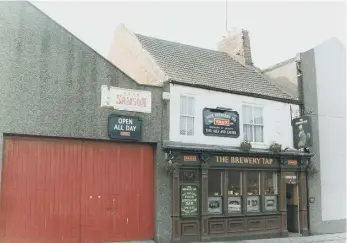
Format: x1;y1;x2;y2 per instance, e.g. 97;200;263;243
207;170;278;215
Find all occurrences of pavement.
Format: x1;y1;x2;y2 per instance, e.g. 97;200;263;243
119;233;347;243
221;233;347;243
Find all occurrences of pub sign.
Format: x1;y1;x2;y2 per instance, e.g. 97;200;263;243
203;108;240;138
108;114;142;141
292;116;312;149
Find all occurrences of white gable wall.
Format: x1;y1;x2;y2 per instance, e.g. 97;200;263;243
170;84;297;149
314;39;346;222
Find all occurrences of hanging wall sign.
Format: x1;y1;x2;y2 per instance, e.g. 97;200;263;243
203;108;240;138
292;116;312;149
180;185;198;217
108;114;142;141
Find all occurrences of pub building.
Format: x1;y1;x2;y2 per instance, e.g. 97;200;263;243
165;143;312;242
108;24;315;242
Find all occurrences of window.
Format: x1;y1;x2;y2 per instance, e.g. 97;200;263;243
246;172;260;212
208;170;223;214
180;96;195;136
242;105;264;143
264;172;278;211
228;171;242;213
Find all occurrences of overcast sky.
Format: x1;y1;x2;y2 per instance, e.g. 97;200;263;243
31;0;345;69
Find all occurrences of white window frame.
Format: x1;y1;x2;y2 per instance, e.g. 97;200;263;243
242;104;264;143
179;95;195;136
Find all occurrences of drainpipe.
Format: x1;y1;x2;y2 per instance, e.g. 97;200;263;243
295;52;311;235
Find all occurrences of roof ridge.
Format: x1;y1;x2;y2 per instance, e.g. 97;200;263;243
134;33;224;54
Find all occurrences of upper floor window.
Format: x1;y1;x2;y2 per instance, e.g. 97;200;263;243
242;104;264;143
180;95;195;136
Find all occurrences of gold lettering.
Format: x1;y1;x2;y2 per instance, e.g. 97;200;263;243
215;156;276;165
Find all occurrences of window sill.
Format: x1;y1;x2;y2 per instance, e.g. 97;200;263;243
208;212;280;218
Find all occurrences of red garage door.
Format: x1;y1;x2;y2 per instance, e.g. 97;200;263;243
0;137;154;243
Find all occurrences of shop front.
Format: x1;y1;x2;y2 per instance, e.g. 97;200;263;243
165;143;311;242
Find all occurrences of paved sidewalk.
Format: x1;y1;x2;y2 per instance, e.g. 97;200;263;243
119;233;346;243
229;233;347;243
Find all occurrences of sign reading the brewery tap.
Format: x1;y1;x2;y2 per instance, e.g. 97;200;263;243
101;85;152;113
203;108;240;138
108;114;142;141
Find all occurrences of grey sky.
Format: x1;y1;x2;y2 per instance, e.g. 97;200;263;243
31;0;345;69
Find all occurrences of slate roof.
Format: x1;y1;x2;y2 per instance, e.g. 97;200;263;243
135;33;298;102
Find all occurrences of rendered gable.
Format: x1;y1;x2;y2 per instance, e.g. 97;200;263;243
108;24;168;86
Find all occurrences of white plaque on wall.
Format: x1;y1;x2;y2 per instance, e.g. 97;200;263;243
101;85;152;113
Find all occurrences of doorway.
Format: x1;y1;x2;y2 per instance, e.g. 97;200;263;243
286;183;300;234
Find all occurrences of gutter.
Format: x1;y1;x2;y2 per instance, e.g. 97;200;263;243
168;79;302;105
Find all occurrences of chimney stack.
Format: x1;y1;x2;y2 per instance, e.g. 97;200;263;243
217;28;253;66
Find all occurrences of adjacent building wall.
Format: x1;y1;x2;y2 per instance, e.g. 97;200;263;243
262;57;300;100
108;24;168;86
0;2;171;242
301;38;346;234
170;84;298;149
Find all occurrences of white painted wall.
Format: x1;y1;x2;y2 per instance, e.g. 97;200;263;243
169;84;298;149
314;38;346;221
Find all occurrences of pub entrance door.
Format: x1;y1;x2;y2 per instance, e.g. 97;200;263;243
286;183;300;234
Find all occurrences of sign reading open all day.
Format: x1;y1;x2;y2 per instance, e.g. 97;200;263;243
108;114;142;141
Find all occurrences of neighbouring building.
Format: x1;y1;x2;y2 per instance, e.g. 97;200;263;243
0;2;170;243
109;25;313;242
263;38;346;235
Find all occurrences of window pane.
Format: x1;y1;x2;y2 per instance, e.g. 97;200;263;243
187;97;195;116
243;105;253;124
247;172;260;195
228;196;242;213
264;172;277;195
208;171;223;196
180;96;187;115
186;117;194;136
247;195;260;212
208;171;223;214
227;171;242;196
243;124;253;142
253;107;263;125
180;116;186;135
265;195;277;211
254;125;264;143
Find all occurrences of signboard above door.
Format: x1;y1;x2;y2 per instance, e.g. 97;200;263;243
101;85;152;113
203;108;240;138
108;114;142;141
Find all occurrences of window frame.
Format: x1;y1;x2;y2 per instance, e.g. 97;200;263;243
245;171;261;213
263;171;279;212
209;170;279;216
227;171;243;214
179;95;195;136
242;104;265;143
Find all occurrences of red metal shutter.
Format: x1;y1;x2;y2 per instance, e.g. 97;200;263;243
0;137;154;243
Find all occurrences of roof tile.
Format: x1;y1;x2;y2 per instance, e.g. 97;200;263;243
135;33;297;101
